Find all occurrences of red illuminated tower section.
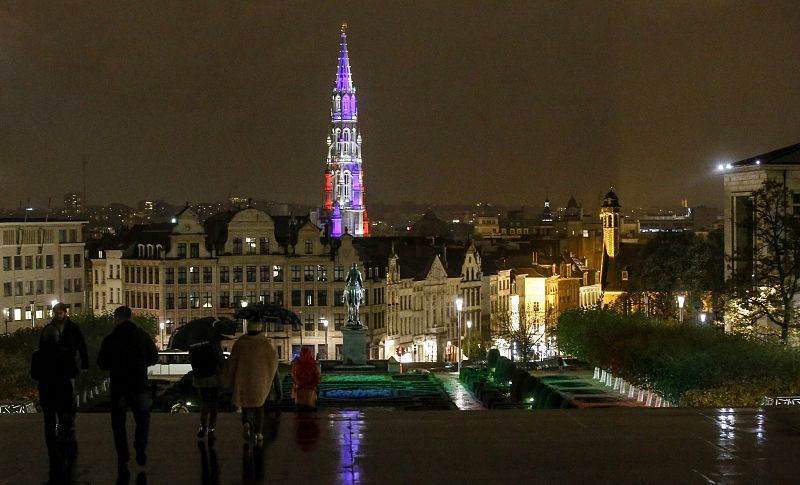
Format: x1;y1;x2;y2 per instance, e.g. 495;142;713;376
324;23;368;237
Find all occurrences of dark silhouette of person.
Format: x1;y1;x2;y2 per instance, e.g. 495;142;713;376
31;324;79;481
97;306;158;473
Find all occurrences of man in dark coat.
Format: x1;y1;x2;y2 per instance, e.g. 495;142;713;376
97;306;158;471
42;302;89;372
31;324;79;455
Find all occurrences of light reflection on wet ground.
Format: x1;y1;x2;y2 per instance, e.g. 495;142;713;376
3;408;800;484
437;372;486;410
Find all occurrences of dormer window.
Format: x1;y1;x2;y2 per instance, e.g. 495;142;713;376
233;238;242;255
305;239;313;254
137;244;145;258
177;243;187;259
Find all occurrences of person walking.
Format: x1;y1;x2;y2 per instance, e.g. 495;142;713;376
224;320;278;445
31;324;79;458
97;306;158;472
42;302;89;372
291;347;321;411
189;335;225;441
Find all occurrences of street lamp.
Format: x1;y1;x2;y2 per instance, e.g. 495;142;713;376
159;322;166;350
676;294;685;323
3;308;9;335
700;313;707;325
455;297;463;372
322;317;329;360
30;301;35;329
466;320;472;361
240;300;248;334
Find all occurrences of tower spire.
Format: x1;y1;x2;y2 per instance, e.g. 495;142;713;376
336;23;354;92
322;24;368;237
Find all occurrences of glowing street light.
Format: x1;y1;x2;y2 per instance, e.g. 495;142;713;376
159;322;166;350
322;317;329;360
241;300;248;333
466;320;472;361
677;294;686;323
455;297;463;372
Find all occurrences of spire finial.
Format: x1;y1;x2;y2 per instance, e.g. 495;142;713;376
341;22;348;36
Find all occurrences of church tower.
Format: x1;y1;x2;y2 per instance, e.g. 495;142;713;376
600;188;620;258
324;24;368;237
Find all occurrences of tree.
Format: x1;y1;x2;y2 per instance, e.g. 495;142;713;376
462;330;489;360
632;231;722;320
729;179;800;344
491;304;550;362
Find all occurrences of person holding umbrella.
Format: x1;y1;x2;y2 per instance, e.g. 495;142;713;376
169;317;236;442
189;332;225;441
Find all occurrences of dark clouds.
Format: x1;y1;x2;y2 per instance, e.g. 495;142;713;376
1;1;799;211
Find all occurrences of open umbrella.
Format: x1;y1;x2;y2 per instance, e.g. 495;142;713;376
235;302;301;328
168;317;237;351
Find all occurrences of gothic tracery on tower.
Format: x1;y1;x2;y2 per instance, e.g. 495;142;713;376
324;24;369;237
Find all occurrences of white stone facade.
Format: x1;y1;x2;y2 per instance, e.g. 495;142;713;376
1;219;86;333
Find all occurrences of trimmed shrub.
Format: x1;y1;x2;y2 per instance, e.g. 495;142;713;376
487;348;501;369
557;309;800;406
493;356;516;384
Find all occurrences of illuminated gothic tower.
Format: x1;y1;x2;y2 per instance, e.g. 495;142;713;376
600;188;621;258
324;24;369;237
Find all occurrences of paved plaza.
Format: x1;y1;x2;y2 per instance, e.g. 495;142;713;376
1;407;799;484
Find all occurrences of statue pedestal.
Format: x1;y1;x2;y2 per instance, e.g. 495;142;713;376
341;326;368;366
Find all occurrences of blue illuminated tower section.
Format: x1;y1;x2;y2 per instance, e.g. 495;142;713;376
324;23;368;237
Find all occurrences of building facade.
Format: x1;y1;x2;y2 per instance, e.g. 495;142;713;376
1;219;86;333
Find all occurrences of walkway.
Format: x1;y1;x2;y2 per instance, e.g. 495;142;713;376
2;408;799;484
436;371;486;410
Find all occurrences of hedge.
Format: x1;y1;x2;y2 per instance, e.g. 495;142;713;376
556;309;800;406
0;313;157;402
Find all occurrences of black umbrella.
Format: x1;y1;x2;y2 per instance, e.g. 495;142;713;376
169;317;237;351
234;302;302;328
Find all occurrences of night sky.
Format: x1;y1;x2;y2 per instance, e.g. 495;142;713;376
1;1;799;211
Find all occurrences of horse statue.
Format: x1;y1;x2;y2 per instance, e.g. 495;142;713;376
343;264;365;328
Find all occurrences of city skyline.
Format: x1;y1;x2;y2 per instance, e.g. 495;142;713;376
1;2;799;211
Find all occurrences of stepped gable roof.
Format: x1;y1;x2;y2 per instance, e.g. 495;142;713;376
732;142;800;167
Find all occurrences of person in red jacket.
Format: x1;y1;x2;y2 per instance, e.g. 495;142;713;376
291;347;321;411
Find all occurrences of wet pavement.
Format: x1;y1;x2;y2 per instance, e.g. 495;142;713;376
436;372;486;410
1;407;799;484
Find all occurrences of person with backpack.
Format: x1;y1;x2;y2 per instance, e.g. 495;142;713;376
189;335;225;441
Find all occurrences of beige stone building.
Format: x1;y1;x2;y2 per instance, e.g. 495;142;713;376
1;219;86;333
